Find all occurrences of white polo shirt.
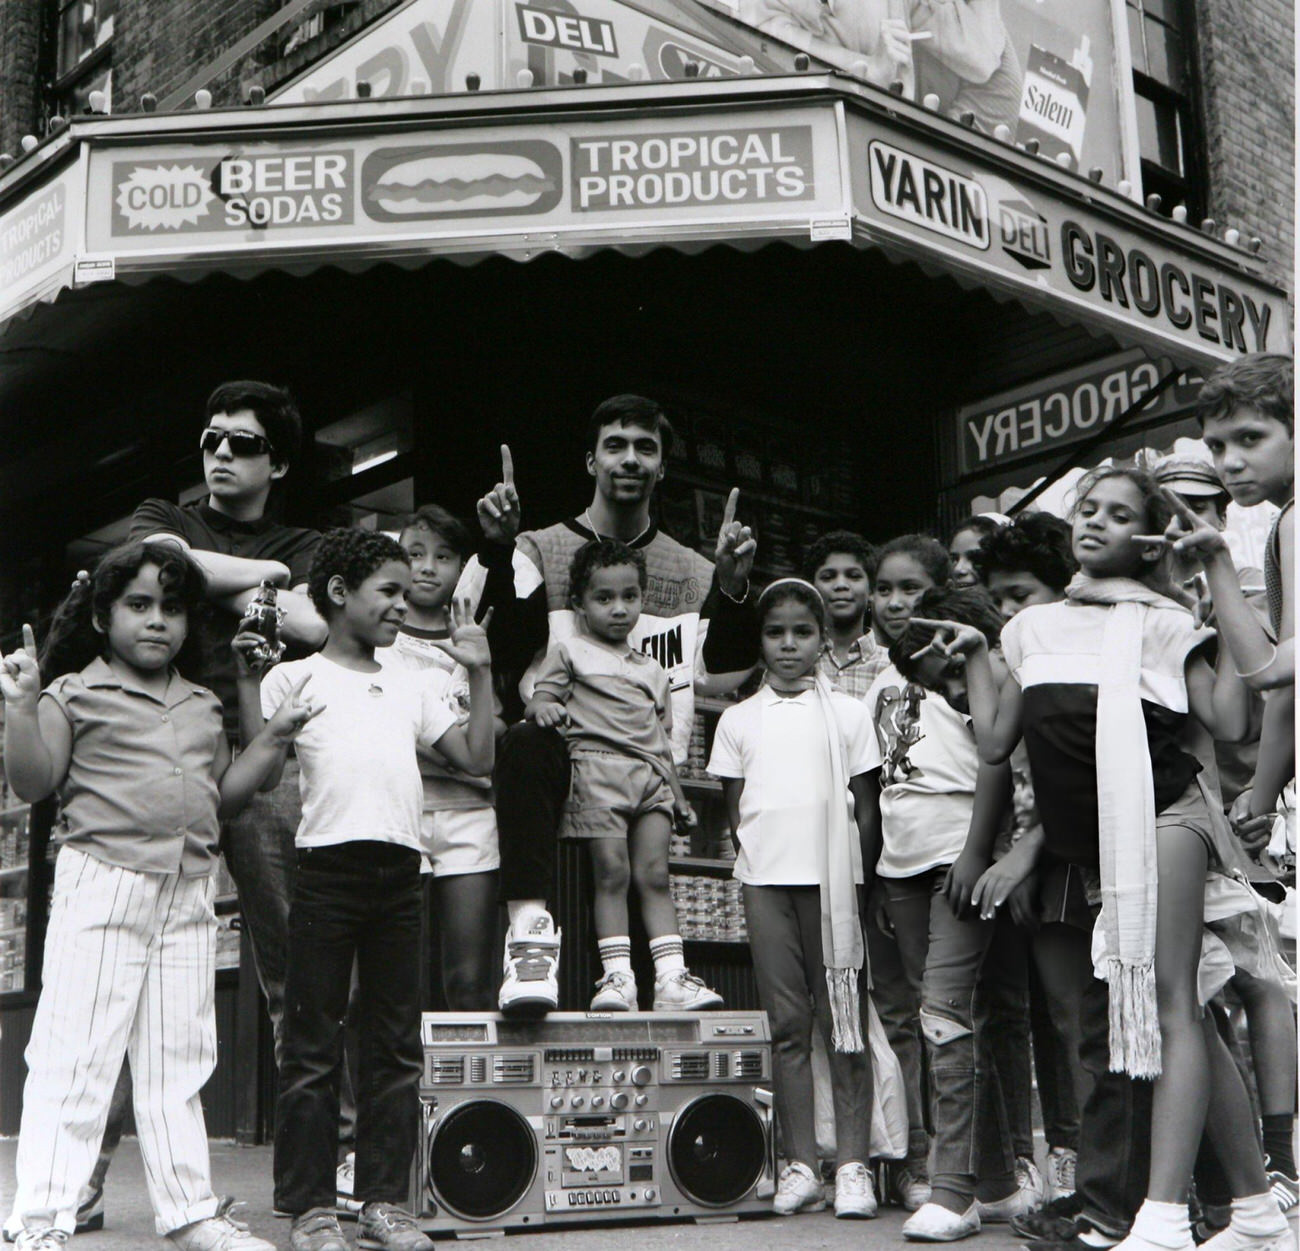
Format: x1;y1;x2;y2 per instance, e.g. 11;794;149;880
707;686;879;886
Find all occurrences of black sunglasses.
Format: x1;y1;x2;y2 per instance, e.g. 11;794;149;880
199;428;275;458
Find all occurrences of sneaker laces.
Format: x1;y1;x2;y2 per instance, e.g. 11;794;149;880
838;1163;871;1195
594;970;632;990
661;970;706;990
211;1199;254;1236
365;1203;418;1231
778;1163;816;1191
1057;1151;1077;1193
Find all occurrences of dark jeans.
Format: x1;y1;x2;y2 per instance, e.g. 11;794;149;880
979;913;1034;1161
1028;944;1082;1152
494;722;569;903
273;842;423;1216
1042;918;1152;1237
882;868;1016;1209
743;885;872;1170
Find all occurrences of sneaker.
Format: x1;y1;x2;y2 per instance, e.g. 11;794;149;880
902;1201;981;1241
773;1162;826;1215
1046;1147;1078;1201
336;1152;363;1216
3;1188;100;1245
1196;1221;1294;1251
591;970;638;1011
978;1185;1032;1223
1017;1156;1047;1211
14;1229;68;1251
652;970;724;1011
1012;1192;1086;1243
167;1199;276;1250
498;915;560;1015
290;1207;349;1251
892;1164;934;1212
1267;1170;1299;1214
357;1201;434;1250
834;1161;878;1218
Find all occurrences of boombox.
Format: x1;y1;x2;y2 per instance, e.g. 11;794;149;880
412;1011;775;1235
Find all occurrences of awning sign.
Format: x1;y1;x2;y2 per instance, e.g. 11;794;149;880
0;167;76;322
848;113;1286;362
956;349;1205;475
84;106;843;256
572;126;814;211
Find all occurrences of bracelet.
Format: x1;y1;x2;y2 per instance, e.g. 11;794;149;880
1235;644;1278;679
719;578;750;605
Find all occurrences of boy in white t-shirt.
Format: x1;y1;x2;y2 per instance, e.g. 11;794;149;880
251;529;494;1251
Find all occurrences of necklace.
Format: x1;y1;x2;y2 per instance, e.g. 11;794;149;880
582;508;651;546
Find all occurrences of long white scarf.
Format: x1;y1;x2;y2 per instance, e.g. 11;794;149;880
1066;574;1186;1078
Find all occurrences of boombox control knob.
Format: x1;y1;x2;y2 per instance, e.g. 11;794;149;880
591;1096;605;1108
635;1094;648;1108
571;1095;585;1108
550;1095;565;1109
610;1092;629;1110
633;1118;649;1132
612;1069;626;1084
631;1065;652;1087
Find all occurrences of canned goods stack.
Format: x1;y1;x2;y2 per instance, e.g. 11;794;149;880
0;898;26;992
669;875;748;943
682;713;709;780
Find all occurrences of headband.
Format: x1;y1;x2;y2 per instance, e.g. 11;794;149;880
757;576;821;601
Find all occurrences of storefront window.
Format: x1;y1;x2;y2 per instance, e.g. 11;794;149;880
56;0;115;78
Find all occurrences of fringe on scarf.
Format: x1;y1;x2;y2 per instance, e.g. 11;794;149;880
1106;957;1162;1078
827;967;865;1054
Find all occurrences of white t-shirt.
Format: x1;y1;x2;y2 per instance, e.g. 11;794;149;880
707;686;880;886
864;664;979;879
261;653;457;851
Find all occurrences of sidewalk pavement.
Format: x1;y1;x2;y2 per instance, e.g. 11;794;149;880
0;1139;1043;1251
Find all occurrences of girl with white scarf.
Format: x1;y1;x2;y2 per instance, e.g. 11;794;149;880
922;465;1289;1251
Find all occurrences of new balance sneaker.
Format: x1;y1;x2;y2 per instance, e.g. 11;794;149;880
498;914;560;1015
357;1201;435;1250
978;1184;1033;1223
652;970;723;1011
335;1151;363;1216
773;1162;826;1215
902;1201;981;1241
1266;1170;1299;1215
1017;1156;1047;1211
1046;1147;1078;1200
166;1199;276;1251
289;1208;349;1251
834;1161;878;1218
591;970;638;1011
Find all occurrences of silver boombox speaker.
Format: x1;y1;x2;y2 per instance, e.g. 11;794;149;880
412;1011;775;1235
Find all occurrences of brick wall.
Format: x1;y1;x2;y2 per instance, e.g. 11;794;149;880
0;0;42;158
1193;0;1296;294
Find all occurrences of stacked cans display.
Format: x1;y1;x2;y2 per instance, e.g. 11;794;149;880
0;899;25;992
670;875;746;942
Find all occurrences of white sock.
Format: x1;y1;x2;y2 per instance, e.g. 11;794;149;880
1228;1192;1288;1235
649;934;686;978
598;936;633;976
1130;1199;1192;1248
507;900;550;934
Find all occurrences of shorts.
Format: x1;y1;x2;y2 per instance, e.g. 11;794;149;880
560;752;674;841
1037;857;1099;932
1156;780;1218;864
418;806;500;877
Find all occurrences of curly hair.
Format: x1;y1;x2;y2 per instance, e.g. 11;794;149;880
891;585;1003;680
1198;352;1293;432
400;504;472;561
568;539;647;601
1069;464;1172;538
756;579;826;630
307;528;410;618
802;530;875;582
872;534;952;587
39;541;209;684
978;511;1076;592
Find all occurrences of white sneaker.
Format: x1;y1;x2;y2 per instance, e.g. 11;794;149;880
902;1201;981;1241
335;1151;363;1216
652;970;723;1011
1015;1156;1046;1211
591;971;637;1011
1197;1222;1294;1251
498;914;561;1014
1046;1146;1077;1200
15;1229;68;1251
977;1185;1032;1223
773;1162;826;1215
166;1200;276;1250
834;1162;878;1219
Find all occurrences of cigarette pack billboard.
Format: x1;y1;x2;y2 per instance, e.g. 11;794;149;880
693;0;1127;178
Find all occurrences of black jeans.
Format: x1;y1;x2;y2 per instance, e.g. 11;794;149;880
273;842;423;1216
494;721;569;903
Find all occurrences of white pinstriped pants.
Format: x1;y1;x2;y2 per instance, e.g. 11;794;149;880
12;845;221;1236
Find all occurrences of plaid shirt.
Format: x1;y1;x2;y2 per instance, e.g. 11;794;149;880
818;633;889;701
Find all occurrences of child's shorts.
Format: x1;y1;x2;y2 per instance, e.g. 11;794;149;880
561;752;675;840
418;806;501;876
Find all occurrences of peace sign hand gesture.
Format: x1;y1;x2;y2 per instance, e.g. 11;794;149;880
0;625;41;713
714;488;757;598
477;444;521;545
432;598;494;671
1149;488;1231;569
265;674;325;743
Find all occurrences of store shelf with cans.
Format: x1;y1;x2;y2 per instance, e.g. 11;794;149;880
0;780;29;993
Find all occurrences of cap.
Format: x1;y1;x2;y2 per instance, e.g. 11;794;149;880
1153;455;1228;498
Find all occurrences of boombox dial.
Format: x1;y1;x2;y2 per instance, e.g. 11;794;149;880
631;1064;653;1086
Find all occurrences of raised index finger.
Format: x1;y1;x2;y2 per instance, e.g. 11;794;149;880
21;624;36;655
721;487;739;530
501;444;515;487
1160;487;1201;525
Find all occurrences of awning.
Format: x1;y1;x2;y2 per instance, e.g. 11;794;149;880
0;75;1288;370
